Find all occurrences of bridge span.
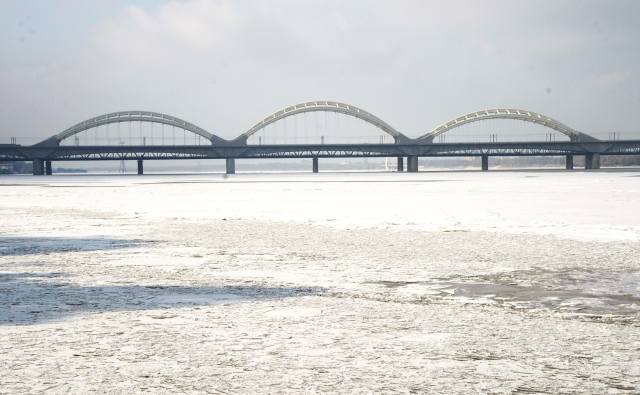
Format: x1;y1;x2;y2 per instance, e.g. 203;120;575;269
2;140;639;175
1;101;639;174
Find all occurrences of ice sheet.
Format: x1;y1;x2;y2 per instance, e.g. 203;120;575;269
1;171;639;393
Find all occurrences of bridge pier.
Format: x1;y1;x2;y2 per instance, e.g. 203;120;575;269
45;161;53;175
565;154;574;170
397;157;404;172
585;153;600;170
407;156;419;172
32;159;45;176
226;158;236;174
481;155;489;171
312;157;319;173
137;159;144;175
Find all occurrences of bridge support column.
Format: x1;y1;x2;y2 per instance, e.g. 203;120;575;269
565;154;574;170
481;155;489;171
397;157;404;172
137;159;144;175
585;153;601;170
592;153;600;169
407;156;418;172
45;161;52;175
312;157;319;173
226;158;235;174
32;159;44;176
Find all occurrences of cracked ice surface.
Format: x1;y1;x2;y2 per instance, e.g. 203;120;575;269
0;171;639;393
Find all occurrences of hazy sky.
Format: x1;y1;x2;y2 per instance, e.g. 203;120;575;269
1;0;639;142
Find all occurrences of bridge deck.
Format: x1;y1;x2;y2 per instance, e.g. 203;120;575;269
1;140;640;162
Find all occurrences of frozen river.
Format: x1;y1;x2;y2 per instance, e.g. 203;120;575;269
1;170;639;393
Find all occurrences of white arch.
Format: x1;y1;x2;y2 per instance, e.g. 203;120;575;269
418;109;598;142
238;101;410;143
44;111;226;145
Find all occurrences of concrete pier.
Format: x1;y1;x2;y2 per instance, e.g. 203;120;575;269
565;154;574;170
226;158;236;174
32;159;44;176
585;153;601;170
397;157;404;172
407;156;418;172
593;153;601;169
312;157;319;173
45;161;52;175
137;159;144;175
481;155;489;171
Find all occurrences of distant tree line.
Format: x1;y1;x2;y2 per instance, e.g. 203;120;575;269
598;155;640;167
0;161;32;174
0;162;87;174
423;155;640;168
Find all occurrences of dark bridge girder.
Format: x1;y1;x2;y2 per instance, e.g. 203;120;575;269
5;140;639;161
2;140;639;175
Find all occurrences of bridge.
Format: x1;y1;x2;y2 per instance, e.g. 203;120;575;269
1;100;639;175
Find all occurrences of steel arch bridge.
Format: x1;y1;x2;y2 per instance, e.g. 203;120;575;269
3;99;639;176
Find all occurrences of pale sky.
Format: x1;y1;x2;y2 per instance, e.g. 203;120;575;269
1;0;639;142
